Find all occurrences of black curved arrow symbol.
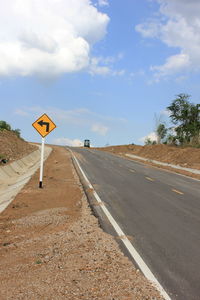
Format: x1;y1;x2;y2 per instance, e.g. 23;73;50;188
38;120;50;132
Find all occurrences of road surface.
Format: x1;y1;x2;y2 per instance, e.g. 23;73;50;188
71;147;200;300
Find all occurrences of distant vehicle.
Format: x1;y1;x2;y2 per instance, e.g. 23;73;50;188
84;139;90;148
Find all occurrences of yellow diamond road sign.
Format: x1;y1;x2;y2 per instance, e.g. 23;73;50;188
32;113;56;138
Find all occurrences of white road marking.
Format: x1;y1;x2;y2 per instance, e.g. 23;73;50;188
70;149;172;300
145;176;155;182
172;189;184;195
71;152;93;190
126;156;200;182
129;169;135;173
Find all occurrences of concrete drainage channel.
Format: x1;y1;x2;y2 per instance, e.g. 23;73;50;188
0;145;52;213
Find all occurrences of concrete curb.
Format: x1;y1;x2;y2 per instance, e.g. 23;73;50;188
0;145;52;213
125;153;200;175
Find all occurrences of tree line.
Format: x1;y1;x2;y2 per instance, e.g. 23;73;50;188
145;94;200;146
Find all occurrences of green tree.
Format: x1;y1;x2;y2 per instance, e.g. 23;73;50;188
144;138;156;145
167;94;200;145
166;134;176;145
0;121;11;131
156;123;168;144
145;138;152;145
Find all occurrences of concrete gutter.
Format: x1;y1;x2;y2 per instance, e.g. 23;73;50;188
0;145;52;213
125;153;200;175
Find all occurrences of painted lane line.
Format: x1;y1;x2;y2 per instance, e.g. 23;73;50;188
126;156;200;182
145;177;155;182
70;150;171;300
71;153;93;190
172;189;184;195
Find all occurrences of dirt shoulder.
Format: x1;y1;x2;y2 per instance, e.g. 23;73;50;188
96;144;200;180
0;146;163;300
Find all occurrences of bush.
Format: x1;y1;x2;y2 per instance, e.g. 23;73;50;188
0;121;11;131
145;138;157;145
0;120;21;138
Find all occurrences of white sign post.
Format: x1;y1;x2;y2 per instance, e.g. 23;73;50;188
39;137;45;188
32;113;56;189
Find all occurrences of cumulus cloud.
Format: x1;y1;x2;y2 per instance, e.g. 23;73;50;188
53;137;83;147
0;0;109;77
135;0;200;79
151;53;190;79
98;0;109;7
139;132;158;144
91;123;108;135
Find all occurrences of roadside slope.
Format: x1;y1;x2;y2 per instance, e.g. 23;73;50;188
0;130;37;163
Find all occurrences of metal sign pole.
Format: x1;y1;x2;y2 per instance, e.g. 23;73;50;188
39;137;45;188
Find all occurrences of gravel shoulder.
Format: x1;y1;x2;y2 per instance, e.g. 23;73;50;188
0;146;163;300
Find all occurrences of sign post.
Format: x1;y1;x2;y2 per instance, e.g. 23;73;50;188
32;113;56;188
39;137;45;188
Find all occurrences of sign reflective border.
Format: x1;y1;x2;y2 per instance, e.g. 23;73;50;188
32;113;56;138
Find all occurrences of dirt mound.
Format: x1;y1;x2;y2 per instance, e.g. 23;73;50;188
0;130;37;162
98;144;200;170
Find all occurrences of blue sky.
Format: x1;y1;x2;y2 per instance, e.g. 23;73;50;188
0;0;200;146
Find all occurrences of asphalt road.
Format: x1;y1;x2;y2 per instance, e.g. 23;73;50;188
71;147;200;300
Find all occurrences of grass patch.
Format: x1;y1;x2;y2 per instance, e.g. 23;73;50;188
35;259;42;265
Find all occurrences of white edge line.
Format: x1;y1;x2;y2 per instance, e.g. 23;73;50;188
125;154;200;182
126;154;200;175
69;149;172;300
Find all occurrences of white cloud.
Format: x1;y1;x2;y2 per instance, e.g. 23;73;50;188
135;22;161;38
98;0;109;7
129;69;145;79
89;55;125;76
112;70;125;76
89;57;111;75
135;0;200;79
53;137;83;147
151;53;190;80
139;132;158;144
14;106;126;126
14;109;30;116
0;0;109;77
91;123;108;135
14;106;125;137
